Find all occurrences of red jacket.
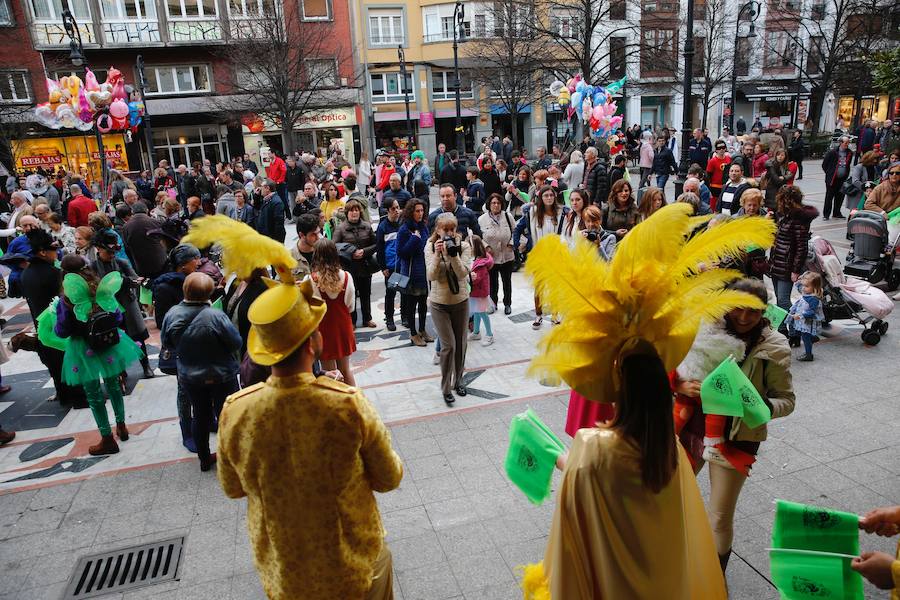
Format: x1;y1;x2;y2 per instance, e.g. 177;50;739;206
67;195;97;227
267;156;286;184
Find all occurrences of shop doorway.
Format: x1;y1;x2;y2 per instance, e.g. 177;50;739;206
434;116;475;153
490;115;526;152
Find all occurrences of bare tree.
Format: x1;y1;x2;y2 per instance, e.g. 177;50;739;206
761;0;896;134
464;0;553;150
693;0;734;129
211;9;356;155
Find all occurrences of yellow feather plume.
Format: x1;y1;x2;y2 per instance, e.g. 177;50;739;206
519;563;551;600
525;204;775;403
182;215;297;282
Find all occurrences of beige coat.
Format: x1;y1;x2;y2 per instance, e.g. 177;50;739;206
728;326;796;442
425;235;472;305
863;179;900;214
478;211;515;264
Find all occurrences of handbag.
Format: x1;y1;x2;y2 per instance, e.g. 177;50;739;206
840;179;861;197
387;258;412;293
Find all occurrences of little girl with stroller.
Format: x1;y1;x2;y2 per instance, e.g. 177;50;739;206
468;236;495;346
788;272;825;362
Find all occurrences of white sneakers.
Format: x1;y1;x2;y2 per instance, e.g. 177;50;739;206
432;353;440;365
469;332;481;341
482;335;494;346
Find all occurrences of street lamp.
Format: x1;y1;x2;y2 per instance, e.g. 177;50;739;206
397;46;413;151
673;0;696;198
135;55;156;171
62;9;107;206
728;1;760;132
452;0;466;156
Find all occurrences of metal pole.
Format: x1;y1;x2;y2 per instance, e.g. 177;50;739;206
729;3;758;135
136;55;155;170
673;0;695;198
792;44;804;129
453;1;465;157
398;46;413;151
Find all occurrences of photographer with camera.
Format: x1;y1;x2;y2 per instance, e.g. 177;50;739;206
580;205;616;261
425;212;473;406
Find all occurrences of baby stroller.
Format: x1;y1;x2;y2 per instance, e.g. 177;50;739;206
806;236;893;345
843;210;900;291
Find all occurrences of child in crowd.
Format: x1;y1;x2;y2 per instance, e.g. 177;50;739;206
464;167;486;215
788;271;825;362
468;236;495;346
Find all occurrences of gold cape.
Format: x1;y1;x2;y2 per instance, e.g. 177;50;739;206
525;428;727;600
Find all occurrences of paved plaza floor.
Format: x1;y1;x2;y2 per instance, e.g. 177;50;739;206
0;162;898;599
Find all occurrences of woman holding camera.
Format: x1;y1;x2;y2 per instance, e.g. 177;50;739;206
426;212;473;405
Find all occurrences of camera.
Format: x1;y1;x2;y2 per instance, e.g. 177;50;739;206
585;229;601;242
443;236;460;257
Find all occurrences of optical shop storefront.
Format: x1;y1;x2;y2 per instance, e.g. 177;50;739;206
12;134;129;185
837;94;893;126
739;83;811;129
241;107;359;167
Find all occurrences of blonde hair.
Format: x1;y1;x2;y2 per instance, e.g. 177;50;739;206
800;271;823;298
429;212;458;243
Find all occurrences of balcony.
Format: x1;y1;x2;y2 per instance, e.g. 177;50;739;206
229;16;272;39
167;17;222;42
31;19;97;48
102;19;162;44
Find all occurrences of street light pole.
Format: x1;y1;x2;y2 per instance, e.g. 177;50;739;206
62;9;107;207
397;46;413;151
791;43;805;129
452;0;465;156
674;0;695;198
728;2;760;132
135;55;155;170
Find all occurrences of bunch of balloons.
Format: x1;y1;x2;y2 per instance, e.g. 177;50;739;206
34;67;145;133
549;75;627;140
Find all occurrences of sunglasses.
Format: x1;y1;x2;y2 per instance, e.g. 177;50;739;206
890;171;900;176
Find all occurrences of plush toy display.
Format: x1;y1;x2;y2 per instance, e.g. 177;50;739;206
548;74;628;140
34;67;145;132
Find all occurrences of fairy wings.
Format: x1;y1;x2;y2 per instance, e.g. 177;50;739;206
525;203;776;403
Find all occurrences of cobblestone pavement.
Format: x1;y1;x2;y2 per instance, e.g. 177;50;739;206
0;162;898;599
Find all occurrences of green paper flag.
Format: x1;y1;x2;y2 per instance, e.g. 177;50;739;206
324;220;333;239
518;190;531;205
772;500;860;556
764;303;788;330
505;409;566;505
139;285;152;306
887;206;900;223
769;548;863;600
562;189;571;207
211;297;223;310
700;356;771;427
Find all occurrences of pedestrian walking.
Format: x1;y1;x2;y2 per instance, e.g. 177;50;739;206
788;131;805;180
821;136;854;220
769;185;818;329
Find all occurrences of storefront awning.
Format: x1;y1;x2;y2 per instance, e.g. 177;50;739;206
740;82;811;102
489;104;532;116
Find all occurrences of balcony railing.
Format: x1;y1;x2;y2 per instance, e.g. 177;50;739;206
167;17;222;42
31;19;97;47
102;19;161;44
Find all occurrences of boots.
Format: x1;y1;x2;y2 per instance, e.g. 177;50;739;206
140;356;155;379
179;419;197;453
718;549;732;572
410;334;427;347
0;428;15;445
200;453;217;472
116;422;129;441
89;435;120;456
419;331;434;343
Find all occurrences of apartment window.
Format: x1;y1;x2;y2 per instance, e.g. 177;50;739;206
30;0;90;21
609;0;626;19
641;28;676;74
552;14;577;40
369;8;403;45
370;72;413;103
811;2;825;19
807;35;823;74
493;4;530;37
306;59;338;87
735;37;751;75
301;0;330;20
609;37;626;79
432;71;472;101
692;36;706;73
765;30;794;67
0;0;13;25
0;71;30;103
101;0;157;18
472;13;486;36
229;0;275;17
145;65;211;95
166;0;217;19
693;0;705;19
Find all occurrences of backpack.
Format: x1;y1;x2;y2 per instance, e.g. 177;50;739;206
86;309;120;352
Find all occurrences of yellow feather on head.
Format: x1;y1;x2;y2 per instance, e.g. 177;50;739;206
181;215;297;283
525;203;775;403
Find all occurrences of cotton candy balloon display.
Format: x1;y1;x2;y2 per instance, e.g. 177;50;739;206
548;74;628;140
34;67;144;132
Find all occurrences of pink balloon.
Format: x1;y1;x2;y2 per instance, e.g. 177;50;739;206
77;89;93;123
84;69;100;92
591;105;604;120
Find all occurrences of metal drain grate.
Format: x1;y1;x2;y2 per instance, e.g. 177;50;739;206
63;536;185;599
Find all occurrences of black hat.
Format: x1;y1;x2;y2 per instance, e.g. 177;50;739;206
26;228;59;253
92;230;122;252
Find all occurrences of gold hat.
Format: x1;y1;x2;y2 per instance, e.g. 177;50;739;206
247;277;326;366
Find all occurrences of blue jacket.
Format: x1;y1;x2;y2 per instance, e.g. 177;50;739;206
376;217;401;271
160;302;241;384
5;235;32;295
427;204;482;240
688;137;712;169
256;193;286;242
396;220;429;290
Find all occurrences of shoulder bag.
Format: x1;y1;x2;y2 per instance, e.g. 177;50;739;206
387;257;412;293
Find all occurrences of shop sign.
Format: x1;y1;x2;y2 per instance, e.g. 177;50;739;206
13;134;129;181
419;112;435;128
242;108;358;133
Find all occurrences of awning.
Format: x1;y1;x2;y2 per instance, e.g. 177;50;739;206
740;82;812;102
489;104;532;116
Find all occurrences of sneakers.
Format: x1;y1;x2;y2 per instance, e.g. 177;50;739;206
410;334;427;347
532;316;543;330
432;353;440;365
482;335;494;346
469;332;482;341
797;354;814;362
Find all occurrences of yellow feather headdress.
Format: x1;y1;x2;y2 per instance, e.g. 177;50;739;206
181;215;297;284
525;203;776;403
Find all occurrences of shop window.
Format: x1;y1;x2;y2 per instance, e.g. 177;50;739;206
368;8;404;45
432;71;472;101
145;65;211;95
370;72;414;103
609;37;626;78
0;0;14;25
0;71;30;103
301;0;330;20
305;59;338;88
30;0;90;21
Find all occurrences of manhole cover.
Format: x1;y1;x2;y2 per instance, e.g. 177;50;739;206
63;536;184;599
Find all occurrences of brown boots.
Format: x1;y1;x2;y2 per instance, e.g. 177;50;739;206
0;428;15;445
89;435;119;456
410;334;427;347
116;422;129;441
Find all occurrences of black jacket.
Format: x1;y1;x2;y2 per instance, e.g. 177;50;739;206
652;147;677;176
222;277;267;357
441;162;468;195
585;159;609;206
479;168;502;199
285;165;306;192
788;138;805;162
20;258;60;325
822;147;855;187
256;193;286;242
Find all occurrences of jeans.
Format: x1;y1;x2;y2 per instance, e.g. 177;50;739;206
84;377;125;436
656;174;669;191
472;312;493;336
182;378;238;462
489;261;513;308
823;183;845;218
350;272;373;325
176;377;193;433
383;271;398;320
800;332;814;355
773;277;793;312
286;190;297;220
